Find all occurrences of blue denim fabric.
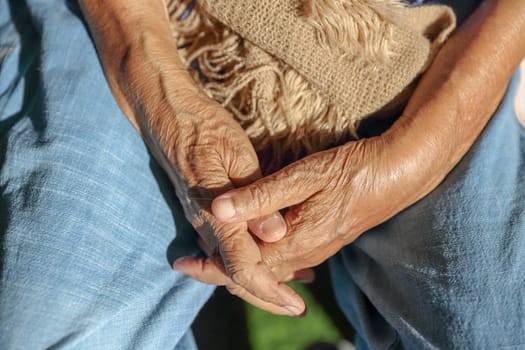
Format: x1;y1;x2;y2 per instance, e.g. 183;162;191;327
2;0;523;349
330;72;525;349
0;1;213;349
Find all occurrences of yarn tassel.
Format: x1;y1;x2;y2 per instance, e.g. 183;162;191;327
304;0;405;62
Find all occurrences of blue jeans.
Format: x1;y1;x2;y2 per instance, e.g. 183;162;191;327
330;73;525;348
1;1;523;349
0;1;213;348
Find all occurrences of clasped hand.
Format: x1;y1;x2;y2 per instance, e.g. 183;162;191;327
84;0;525;320
172;95;418;315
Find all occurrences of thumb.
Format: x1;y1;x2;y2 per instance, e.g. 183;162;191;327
212;158;323;224
222;141;288;242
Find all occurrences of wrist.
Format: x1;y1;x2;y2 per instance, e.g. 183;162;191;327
377;0;525;203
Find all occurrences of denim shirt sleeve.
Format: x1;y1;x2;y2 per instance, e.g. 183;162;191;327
421;0;483;25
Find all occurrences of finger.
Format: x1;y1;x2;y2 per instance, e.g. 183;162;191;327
284;268;316;284
247;212;287;243
174;256;315;284
226;284;306;317
173;256;305;316
191;134;305;312
228;157;287;243
194;200;299;312
173;256;228;285
262;203;342;279
212;158;324;223
216;224;305;315
228;161;261;188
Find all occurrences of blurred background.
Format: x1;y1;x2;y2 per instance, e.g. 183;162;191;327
192;263;355;350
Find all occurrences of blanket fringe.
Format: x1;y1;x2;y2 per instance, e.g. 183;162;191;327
168;0;370;170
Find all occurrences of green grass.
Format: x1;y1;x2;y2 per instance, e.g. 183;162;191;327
246;283;342;350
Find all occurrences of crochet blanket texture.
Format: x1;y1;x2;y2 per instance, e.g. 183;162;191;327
166;0;455;171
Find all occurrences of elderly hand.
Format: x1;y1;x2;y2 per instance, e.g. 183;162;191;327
172;0;525;294
80;0;308;316
161;89;308;316
174;130;433;281
84;0;525;315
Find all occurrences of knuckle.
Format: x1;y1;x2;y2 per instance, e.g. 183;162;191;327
325;148;352;188
214;223;237;241
231;145;257;166
262;247;283;268
230;268;253;287
335;216;359;242
244;185;269;213
280;158;320;192
280;164;305;186
222;141;258;174
271;267;291;282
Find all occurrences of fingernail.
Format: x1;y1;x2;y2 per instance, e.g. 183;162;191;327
285;305;305;316
260;216;286;241
298;306;308;318
172;256;190;271
214;197;236;220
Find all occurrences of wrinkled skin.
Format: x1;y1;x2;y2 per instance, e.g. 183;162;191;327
173;0;525;305
155;89;309;316
81;0;525;315
177;126;435;284
80;0;307;316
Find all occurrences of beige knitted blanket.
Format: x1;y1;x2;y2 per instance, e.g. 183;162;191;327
166;0;456;170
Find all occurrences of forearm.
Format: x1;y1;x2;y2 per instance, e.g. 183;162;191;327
382;0;525;204
79;0;197;154
80;2;307;314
